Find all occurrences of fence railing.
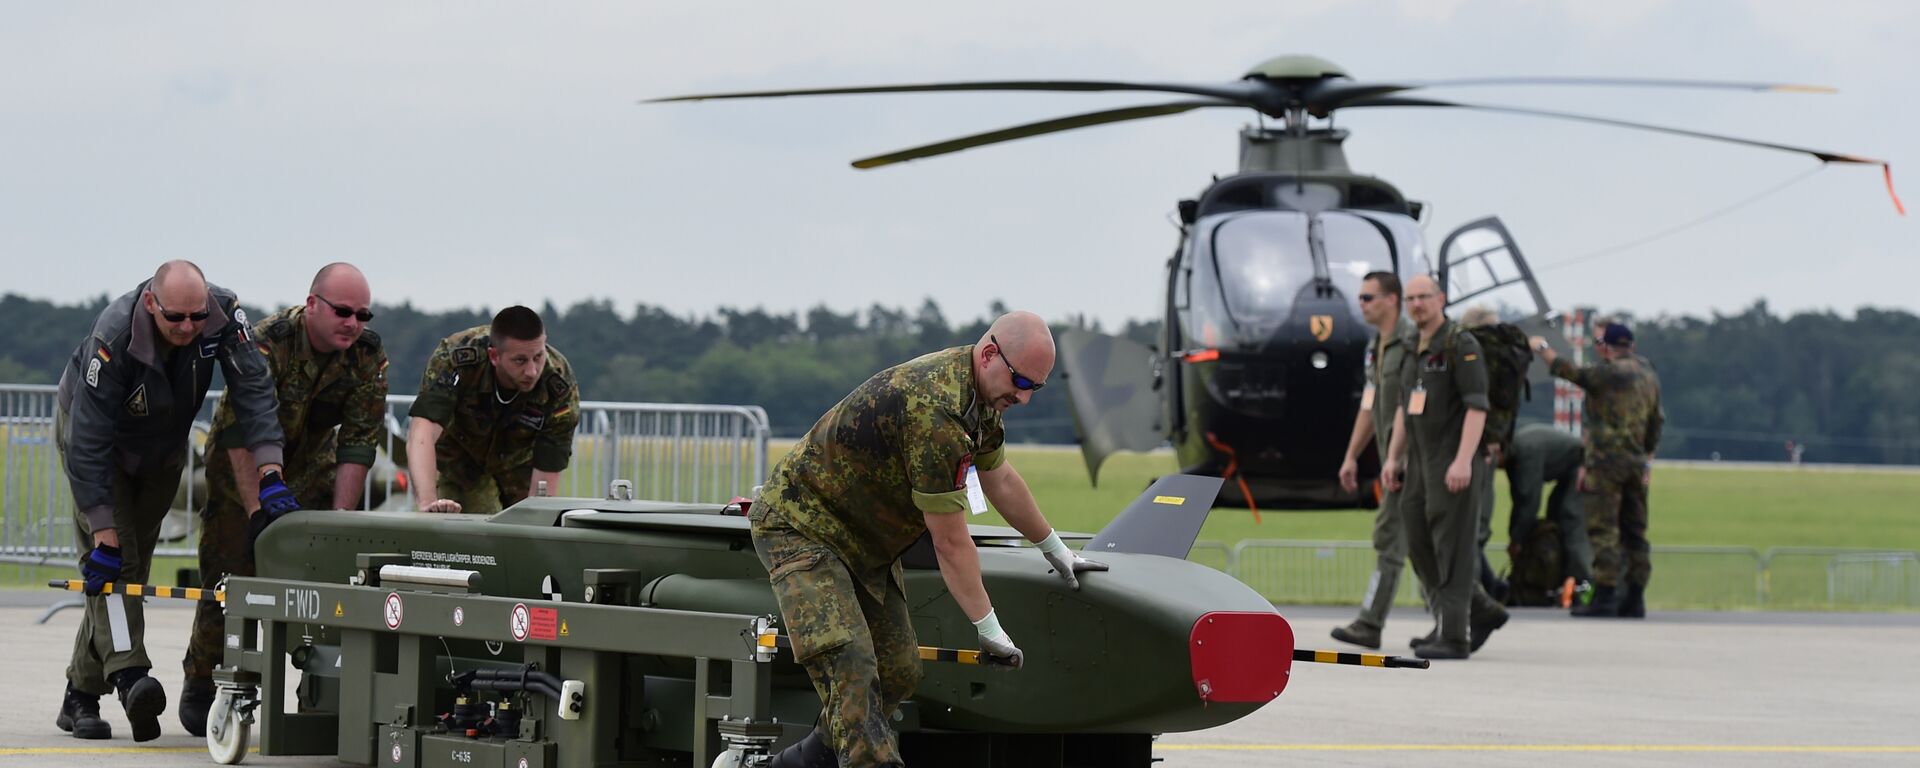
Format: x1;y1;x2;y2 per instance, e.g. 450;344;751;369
2;384;769;566
1196;540;1919;611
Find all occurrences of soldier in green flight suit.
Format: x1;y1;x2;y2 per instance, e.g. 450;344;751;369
1533;322;1663;617
1383;275;1510;660
750;311;1106;768
52;260;287;743
406;306;580;514
1498;423;1590;589
179;263;389;736
1332;271;1418;649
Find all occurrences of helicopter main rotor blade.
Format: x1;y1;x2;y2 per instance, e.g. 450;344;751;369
850;99;1237;169
1341;95;1886;165
1346;76;1835;98
648;80;1257;104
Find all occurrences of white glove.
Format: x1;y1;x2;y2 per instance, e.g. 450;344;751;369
1037;531;1108;590
972;609;1023;670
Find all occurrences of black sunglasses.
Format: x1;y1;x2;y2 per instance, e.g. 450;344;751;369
150;294;210;323
314;294;375;322
990;334;1045;392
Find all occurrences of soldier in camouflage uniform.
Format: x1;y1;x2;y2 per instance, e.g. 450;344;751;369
1383;276;1510;660
406;306;580;514
750;312;1104;768
1332;272;1419;649
179;263;388;736
1534;322;1663;617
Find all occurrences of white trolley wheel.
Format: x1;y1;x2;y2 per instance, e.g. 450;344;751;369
709;750;745;768
206;689;252;765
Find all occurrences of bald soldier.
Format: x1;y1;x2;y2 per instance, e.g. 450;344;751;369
53;261;287;742
179;263;389;736
407;306;581;514
1382;276;1509;660
750;312;1105;768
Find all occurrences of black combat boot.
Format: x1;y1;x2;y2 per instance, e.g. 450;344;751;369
1413;639;1470;660
767;728;836;768
179;676;216;737
1570;584;1621;617
1330;621;1382;650
1470;604;1510;652
1618;583;1647;618
109;667;167;742
1409;625;1438;649
56;683;112;739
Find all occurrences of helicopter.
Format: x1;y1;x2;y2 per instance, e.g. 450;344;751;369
650;54;1897;509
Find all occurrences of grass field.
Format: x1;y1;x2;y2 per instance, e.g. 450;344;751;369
7;440;1918;609
985;446;1920;552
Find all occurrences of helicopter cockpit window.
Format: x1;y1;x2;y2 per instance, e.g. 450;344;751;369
1319;212;1397;306
1198;213;1312;342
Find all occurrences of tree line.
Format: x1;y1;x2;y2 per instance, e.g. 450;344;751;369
3;292;1914;465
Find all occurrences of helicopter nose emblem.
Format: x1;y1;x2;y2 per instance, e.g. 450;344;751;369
1310;315;1334;342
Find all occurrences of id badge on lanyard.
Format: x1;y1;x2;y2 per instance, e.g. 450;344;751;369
1408;381;1428;415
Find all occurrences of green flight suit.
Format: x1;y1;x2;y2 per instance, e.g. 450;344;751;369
1397;320;1502;646
1504;423;1590;583
1352;317;1416;631
1551;354;1663;589
54;281;284;694
186;306;390;680
408;326;581;513
751;345;1003;767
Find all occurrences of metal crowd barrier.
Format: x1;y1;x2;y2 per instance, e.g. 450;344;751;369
2;384;770;568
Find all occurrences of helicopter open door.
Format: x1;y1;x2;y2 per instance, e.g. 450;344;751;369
1437;216;1573;380
1056;328;1165;486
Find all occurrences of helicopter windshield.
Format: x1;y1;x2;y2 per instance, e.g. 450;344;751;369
1208;213;1311;338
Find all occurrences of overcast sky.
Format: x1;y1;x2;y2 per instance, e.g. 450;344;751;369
1;1;1913;329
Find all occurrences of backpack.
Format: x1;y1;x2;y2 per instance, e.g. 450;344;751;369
1504;516;1564;607
1465;322;1533;451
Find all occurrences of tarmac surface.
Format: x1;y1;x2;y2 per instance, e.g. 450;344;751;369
2;595;1915;767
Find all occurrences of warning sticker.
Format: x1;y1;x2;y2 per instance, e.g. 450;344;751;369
531;607;558;641
384;593;404;630
559;620;569;637
510;603;530;642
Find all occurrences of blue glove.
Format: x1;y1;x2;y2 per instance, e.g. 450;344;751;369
248;471;301;564
82;544;122;596
258;471;301;516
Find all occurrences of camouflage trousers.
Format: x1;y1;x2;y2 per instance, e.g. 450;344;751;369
1584;467;1651;589
751;510;921;768
184;465;334;681
436;454;533;515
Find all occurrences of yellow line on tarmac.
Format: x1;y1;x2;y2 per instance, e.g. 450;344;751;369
0;746;256;755
1156;744;1920;753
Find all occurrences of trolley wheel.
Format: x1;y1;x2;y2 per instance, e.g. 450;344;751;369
709;750;744;768
206;689;252;765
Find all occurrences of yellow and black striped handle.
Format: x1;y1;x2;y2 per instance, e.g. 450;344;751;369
756;632;994;666
1294;648;1429;669
47;579;223;602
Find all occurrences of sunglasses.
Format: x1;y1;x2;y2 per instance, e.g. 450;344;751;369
314;294;375;322
150;294;210;323
990;334;1045;392
1358;293;1377;303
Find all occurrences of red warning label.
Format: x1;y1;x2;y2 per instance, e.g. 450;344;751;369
531;607;559;641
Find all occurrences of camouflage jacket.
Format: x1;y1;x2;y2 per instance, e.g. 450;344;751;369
206;306;390;500
753;345;1006;598
56;280;283;531
1550;354;1663;474
407;326;580;474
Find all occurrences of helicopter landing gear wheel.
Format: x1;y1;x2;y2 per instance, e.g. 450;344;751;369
205;688;254;765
